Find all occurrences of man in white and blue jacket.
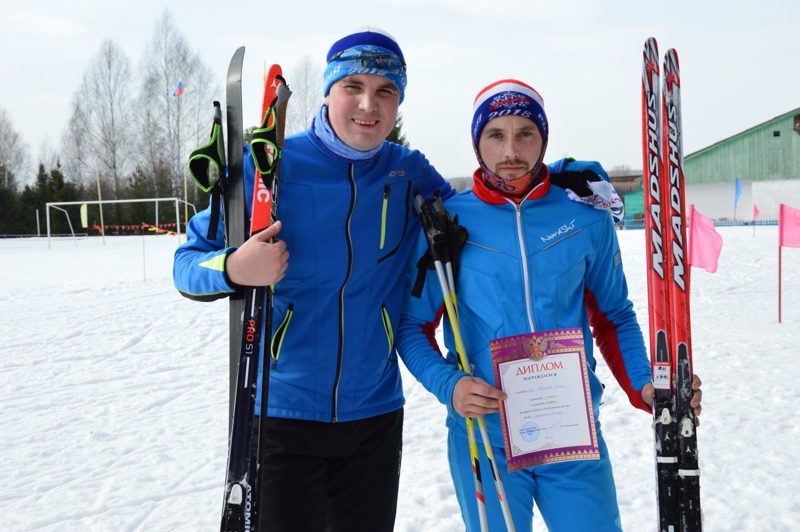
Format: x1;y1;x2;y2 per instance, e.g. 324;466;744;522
174;29;633;530
396;79;703;531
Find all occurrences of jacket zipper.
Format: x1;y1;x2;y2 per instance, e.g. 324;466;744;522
377;181;411;263
270;303;294;368
511;202;536;332
333;164;357;422
379;185;390;250
380;303;394;355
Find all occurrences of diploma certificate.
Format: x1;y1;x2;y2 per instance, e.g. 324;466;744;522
491;328;599;472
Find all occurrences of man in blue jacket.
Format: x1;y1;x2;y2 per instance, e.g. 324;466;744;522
396;79;703;531
175;27;443;531
174;28;626;530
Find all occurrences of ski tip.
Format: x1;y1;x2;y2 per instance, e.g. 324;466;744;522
227;46;246;77
643;37;659;61
665;48;680;63
663;48;681;76
260;63;287;122
266;63;283;81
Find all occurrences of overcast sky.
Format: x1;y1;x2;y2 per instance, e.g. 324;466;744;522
2;0;798;180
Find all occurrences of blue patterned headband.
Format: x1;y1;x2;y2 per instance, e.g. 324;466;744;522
324;32;407;103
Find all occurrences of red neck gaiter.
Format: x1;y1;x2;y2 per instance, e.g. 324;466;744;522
472;165;551;205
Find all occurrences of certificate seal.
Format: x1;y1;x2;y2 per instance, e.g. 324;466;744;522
520;421;540;442
527;336;547;360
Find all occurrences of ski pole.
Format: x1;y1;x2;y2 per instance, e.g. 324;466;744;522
434;260;516;532
415;193;516;532
414;193;488;531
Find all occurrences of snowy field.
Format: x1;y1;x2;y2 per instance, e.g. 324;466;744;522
1;226;798;531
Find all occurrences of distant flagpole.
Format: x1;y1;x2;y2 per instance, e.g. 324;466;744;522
95;167;106;247
734;178;742;221
779;243;783;323
777;203;800;323
174;80;186;239
752;203;760;237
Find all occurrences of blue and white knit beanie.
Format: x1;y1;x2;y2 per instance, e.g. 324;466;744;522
323;27;407;103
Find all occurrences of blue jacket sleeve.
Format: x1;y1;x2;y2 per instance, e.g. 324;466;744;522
584;214;652;411
412;152;456;202
548;157;610;181
396;229;467;407
173;204;238;301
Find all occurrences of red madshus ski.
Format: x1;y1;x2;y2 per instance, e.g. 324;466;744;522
662;47;702;531
220;56;290;532
641;37;701;531
641;36;680;531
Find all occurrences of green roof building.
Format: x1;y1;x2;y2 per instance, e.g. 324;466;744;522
685;108;800;183
682;108;800;219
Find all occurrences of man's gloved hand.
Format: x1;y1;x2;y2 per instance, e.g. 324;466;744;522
548;158;625;223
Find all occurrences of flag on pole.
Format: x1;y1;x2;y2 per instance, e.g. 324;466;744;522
173;80;184;97
753;203;760;220
779;203;800;248
688;204;723;273
734;178;742;208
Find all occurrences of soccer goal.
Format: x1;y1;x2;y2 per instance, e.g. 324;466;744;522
45;197;196;248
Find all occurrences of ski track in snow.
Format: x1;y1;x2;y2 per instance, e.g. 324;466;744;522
1;227;799;531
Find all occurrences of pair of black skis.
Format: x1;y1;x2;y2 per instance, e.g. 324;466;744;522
641;37;702;531
192;47;290;532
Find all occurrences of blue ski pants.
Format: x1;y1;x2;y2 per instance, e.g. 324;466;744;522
447;426;623;532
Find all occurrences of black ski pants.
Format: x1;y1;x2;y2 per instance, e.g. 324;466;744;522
257;408;403;532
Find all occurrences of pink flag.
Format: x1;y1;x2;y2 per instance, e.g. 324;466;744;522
779;204;800;248
688;204;723;273
753;204;760;219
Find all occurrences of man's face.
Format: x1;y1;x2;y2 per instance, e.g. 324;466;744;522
326;73;400;151
478;115;544;181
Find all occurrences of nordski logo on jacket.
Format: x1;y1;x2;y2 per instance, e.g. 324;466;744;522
541;219;576;243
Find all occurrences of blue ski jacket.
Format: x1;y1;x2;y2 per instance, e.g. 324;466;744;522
174;128;453;422
396;169;652;446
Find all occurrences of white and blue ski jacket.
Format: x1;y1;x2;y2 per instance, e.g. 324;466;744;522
396;169;652;446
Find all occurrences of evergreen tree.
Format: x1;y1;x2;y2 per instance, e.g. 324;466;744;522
387;114;409;147
3;162;87;235
0;176;21;234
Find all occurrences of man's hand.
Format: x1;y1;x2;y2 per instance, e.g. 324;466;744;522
641;374;703;424
452;376;507;418
226;221;289;287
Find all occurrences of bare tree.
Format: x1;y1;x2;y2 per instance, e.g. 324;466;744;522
74;39;133;199
185;60;218;205
137;95;171;195
61;97;93;187
136;10;220;196
0;106;30;190
286;55;323;135
37;138;60;174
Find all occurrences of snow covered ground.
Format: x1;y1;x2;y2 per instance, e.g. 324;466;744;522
1;226;798;531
